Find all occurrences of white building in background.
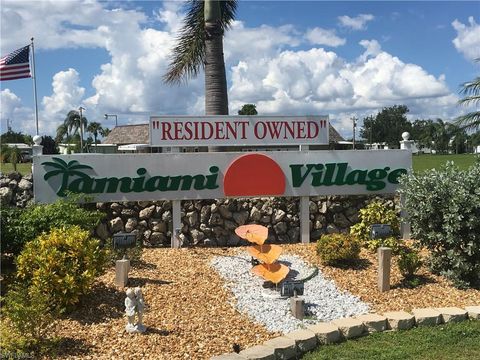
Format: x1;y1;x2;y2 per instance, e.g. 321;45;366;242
364;142;389;150
58;143;118;154
5;143;32;162
117;144;150;153
58;143;77;154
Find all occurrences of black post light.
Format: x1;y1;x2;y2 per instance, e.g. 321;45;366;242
104;113;118;127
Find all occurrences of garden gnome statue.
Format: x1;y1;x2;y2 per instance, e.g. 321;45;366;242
125;288;137;333
134;287;146;333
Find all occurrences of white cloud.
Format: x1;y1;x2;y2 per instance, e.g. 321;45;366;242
0;1;206;131
84;17;203;118
1;89;22;119
1;89;36;134
305;27;346;47
40;68;85;134
88;17;302;118
153;1;185;33
229;43;451;112
452;17;480;61
338;14;374;31
0;1;464;140
358;39;382;62
0;0;147;53
42;68;85;115
224;21;301;62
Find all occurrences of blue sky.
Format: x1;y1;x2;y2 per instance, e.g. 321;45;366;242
1;1;479;138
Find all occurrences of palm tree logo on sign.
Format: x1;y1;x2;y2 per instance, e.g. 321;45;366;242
235;224;289;285
42;157;93;196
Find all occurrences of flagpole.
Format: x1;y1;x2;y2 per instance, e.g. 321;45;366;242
30;37;39;135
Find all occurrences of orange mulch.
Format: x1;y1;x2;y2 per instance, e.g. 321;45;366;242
49;247;278;360
46;244;479;359
284;243;480;312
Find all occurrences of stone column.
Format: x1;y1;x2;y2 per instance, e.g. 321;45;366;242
299;144;310;244
31;135;43;197
378;247;392;292
115;258;130;288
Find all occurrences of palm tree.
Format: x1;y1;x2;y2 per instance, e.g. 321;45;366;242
86;122;103;153
56;123;68;143
1;145;22;172
164;0;237;116
64;110;88;152
456;64;480;131
42;157;93;196
100;127;111;138
433;119;453;154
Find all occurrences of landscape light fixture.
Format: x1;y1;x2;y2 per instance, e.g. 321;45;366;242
113;232;137;259
370;224;392;240
280;280;304;297
112;232;137;288
104;113;118;127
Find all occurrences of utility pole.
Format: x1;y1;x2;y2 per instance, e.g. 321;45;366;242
351;116;357;150
370;122;373;147
79;106;85;153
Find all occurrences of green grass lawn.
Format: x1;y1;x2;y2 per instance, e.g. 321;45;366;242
0;154;478;176
0;162;32;175
303;320;480;360
412;154;478;172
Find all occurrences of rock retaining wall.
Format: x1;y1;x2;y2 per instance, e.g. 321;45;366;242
0;172;397;246
0;172;33;208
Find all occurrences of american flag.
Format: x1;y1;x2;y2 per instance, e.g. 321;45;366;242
0;45;31;81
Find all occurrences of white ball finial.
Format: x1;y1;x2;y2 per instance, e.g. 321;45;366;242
33;135;42;145
401;132;410;141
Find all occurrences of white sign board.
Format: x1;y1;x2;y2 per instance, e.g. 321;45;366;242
149;115;329;147
34;150;411;204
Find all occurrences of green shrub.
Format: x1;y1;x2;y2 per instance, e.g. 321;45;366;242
16;226;108;312
399;161;480;288
367;236;403;254
0;207;24;255
316;233;361;265
350;201;400;250
398;248;423;279
1;282;56;353
1;194;104;256
0;319;31;356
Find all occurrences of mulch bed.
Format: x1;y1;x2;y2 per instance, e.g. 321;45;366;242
48;245;480;359
284;244;480;312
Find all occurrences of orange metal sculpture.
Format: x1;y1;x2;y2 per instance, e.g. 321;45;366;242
235;224;268;245
235;224;289;284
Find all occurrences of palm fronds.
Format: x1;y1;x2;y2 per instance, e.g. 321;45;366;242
456;62;480;131
458;77;480;105
455;112;480;131
163;0;237;84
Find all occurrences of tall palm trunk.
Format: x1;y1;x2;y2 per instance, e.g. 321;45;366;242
205;0;228;152
164;0;236;122
204;21;228;115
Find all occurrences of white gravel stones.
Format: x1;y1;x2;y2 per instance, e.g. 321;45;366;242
210;253;369;334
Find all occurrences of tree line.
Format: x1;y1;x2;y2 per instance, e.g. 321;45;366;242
359;105;480;153
55;110;111;153
1;110;112;166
